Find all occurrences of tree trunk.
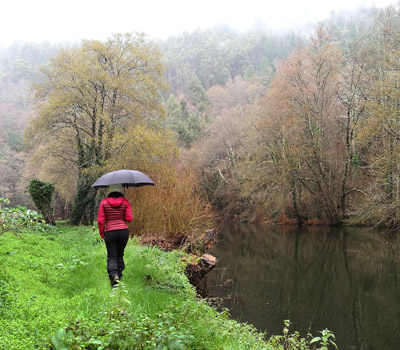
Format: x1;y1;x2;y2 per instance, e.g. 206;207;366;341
340;110;352;222
70;175;93;225
290;179;303;225
387;137;395;201
43;211;56;226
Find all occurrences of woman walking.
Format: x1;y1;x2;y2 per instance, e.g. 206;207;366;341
97;184;133;287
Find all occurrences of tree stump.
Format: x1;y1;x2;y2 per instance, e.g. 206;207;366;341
185;253;217;296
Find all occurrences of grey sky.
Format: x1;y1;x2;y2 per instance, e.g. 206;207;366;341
1;0;395;45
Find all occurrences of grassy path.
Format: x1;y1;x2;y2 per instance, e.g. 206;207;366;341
0;226;271;349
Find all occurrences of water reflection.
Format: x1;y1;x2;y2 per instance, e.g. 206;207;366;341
208;223;400;350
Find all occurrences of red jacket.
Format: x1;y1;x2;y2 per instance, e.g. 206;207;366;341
97;197;133;238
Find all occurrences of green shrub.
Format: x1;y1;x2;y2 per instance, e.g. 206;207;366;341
0;198;55;234
27;178;55;225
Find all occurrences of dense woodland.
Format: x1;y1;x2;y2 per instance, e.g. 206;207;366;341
2;4;400;232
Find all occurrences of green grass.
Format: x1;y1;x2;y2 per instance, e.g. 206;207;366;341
0;227;108;349
0;226;330;350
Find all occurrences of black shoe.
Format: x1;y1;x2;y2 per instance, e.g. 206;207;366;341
111;274;119;287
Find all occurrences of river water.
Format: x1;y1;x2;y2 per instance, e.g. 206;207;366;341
207;223;400;350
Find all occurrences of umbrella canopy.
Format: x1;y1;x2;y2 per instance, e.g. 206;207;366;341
91;169;154;188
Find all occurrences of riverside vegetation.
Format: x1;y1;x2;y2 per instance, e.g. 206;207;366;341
0;206;337;350
6;4;400;229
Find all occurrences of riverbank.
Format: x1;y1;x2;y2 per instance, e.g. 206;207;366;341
0;225;333;349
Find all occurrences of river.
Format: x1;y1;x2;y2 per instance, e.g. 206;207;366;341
207;223;400;350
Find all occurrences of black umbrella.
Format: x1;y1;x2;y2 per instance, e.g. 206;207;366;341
91;169;154;188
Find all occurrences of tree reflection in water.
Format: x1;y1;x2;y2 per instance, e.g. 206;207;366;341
207;223;400;350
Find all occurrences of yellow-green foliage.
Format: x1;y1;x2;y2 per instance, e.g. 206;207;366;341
25;32;166;212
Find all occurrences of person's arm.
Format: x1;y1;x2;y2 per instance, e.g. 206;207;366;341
97;201;106;238
124;199;133;222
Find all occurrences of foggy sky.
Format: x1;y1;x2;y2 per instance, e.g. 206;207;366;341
1;0;395;45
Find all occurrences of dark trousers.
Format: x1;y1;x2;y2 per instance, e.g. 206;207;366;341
104;229;129;281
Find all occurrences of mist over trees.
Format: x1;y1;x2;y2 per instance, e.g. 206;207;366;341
1;4;400;230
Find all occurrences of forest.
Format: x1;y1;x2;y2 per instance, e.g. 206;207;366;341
2;4;400;234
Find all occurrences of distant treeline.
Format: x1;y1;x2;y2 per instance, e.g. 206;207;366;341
3;4;400;230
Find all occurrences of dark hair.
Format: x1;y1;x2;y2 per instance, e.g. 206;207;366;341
107;191;124;198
